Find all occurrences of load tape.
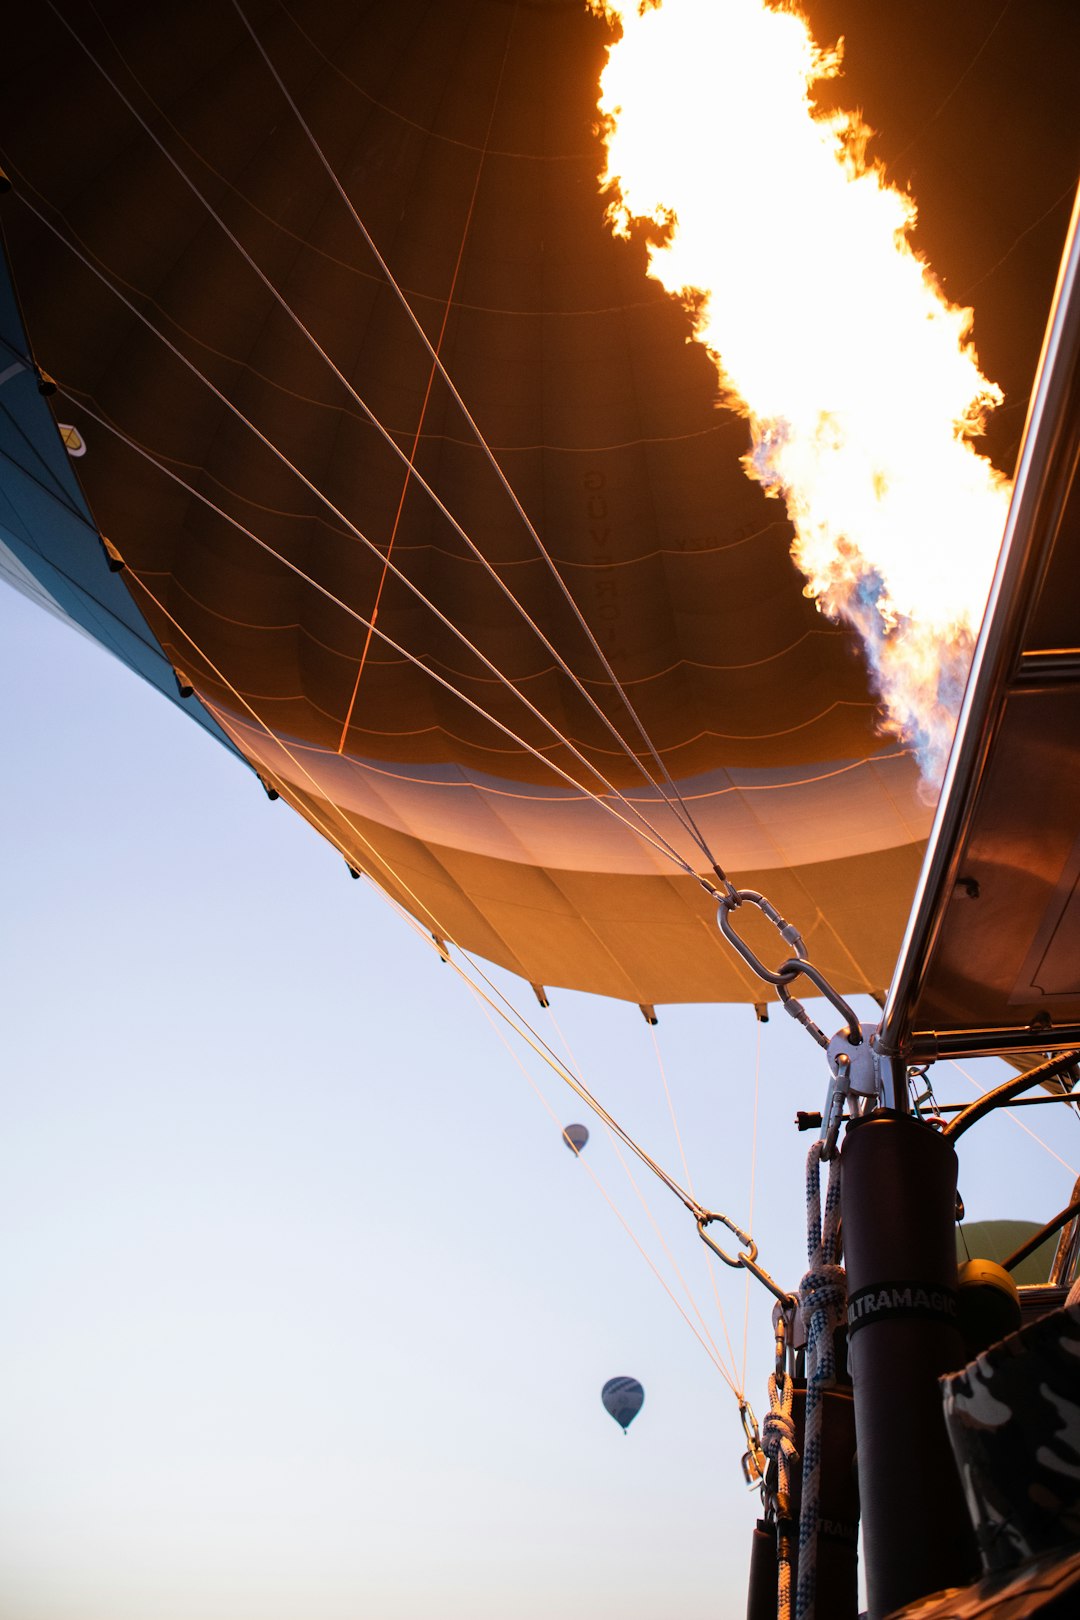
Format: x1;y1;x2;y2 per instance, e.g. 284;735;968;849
846;1280;958;1337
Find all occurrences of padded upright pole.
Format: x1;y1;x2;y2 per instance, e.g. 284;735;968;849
841;1111;977;1617
745;1519;778;1620
745;1385;859;1620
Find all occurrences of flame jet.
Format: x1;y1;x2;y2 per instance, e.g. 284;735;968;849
591;0;1013;783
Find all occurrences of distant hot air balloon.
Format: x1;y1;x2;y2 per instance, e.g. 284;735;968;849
562;1123;589;1155
602;1376;644;1433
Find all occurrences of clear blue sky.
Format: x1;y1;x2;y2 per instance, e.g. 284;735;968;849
1;582;1077;1620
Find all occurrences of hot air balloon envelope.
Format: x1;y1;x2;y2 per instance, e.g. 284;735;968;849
602;1376;644;1431
0;2;1075;1009
562;1123;589;1155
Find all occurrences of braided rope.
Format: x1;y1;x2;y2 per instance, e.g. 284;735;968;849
763;1353;799;1620
795;1142;846;1620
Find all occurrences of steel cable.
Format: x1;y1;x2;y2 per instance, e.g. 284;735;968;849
44;0;723;874
230;0;724;872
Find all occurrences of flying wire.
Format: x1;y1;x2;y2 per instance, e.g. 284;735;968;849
648;1022;742;1382
2;173;706;879
546;1003;741;1390
117;559;717;1227
333;7;513;756
964;182;1078;298
118;595;734;1388
13;8;866;1319
21;4;909;972
46;530;784;1421
45;0;724;875
466;986;739;1387
227;0;725;873
604;1123;741;1391
741;1014;763;1391
51;377;712;881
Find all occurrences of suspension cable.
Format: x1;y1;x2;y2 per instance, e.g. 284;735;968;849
333;18;509;757
127;554;800;1327
649;1022;742;1381
10;184;701;879
742;1014;763;1390
55;378;712;881
15;17;878;1057
121;560;719;1228
177;610;747;1391
4;158;715;883
466;986;739;1386
229;0;723;871
17;8;888;1073
550;1008;741;1389
41;0;722;872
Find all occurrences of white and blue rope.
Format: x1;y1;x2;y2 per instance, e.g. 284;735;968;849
795;1141;846;1620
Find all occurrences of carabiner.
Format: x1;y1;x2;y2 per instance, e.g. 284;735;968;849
698;1212;798;1311
739;1398;767;1487
819;1052;849;1160
771;1300;792;1379
776;956;861;1045
716;889;808;987
697;1210;757;1268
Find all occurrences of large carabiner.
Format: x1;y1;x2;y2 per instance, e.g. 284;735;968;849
715;889;808;986
697;1211;798;1311
697;1209;757;1267
776;956;862;1045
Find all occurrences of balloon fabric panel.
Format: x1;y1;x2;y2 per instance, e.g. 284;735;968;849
1;0;1075;1002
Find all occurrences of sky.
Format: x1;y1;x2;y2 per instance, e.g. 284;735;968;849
2;582;1079;1620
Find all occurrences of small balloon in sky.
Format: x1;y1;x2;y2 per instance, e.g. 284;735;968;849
562;1123;589;1155
602;1376;644;1432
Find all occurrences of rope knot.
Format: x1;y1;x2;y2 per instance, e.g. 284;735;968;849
799;1262;846;1327
762;1392;799;1462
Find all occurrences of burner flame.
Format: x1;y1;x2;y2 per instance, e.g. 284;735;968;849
590;0;1012;785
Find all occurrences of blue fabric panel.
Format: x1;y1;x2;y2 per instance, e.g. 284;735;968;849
0;243;242;762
